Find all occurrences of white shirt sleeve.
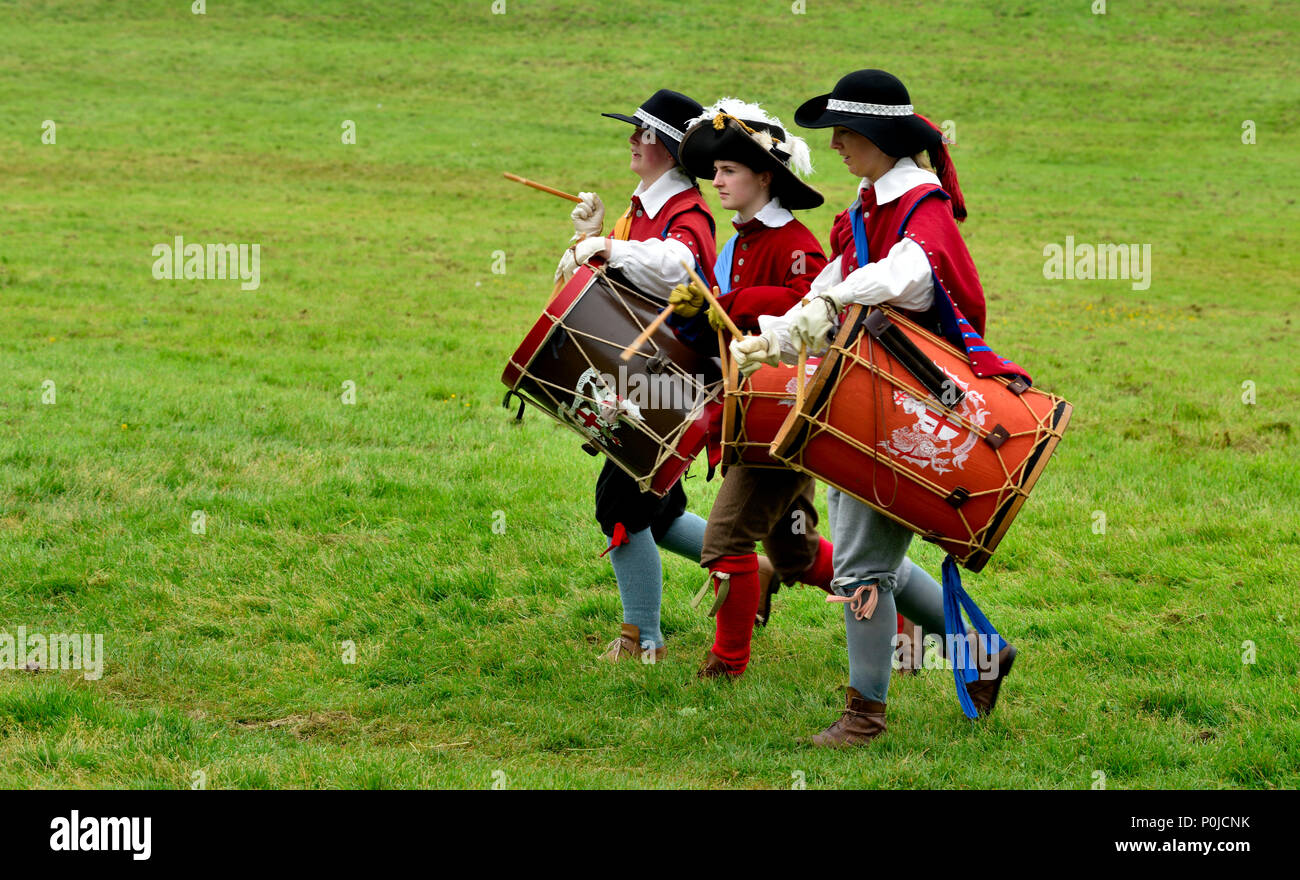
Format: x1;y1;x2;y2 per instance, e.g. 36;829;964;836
806;256;843;297
828;236;934;311
756;237;935;362
605;237;695;298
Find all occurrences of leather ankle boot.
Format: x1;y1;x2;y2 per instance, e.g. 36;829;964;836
810;687;886;746
696;649;741;679
599;623;666;664
964;643;1016;715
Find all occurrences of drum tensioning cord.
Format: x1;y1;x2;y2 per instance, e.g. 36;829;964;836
514;269;722;491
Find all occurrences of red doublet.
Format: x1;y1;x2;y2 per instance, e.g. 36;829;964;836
828;184;1029;382
717;217;828;333
624;186;718;288
830;183;985;336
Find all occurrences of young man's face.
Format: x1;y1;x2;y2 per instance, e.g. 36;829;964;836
829;126;893;181
629;127;674;179
711;160;771;214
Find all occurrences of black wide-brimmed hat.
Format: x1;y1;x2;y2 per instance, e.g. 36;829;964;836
602;89;704;166
794;69;941;159
679;99;824;210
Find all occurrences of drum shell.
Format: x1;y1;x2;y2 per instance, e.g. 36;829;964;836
770;305;1071;571
722;355;820;469
503;267;722;497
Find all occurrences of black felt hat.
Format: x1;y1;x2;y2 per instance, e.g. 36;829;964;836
679;100;824;210
602;89;704;165
794;69;941;159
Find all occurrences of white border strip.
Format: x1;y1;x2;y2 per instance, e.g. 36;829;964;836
827;98;914;117
634;108;684;141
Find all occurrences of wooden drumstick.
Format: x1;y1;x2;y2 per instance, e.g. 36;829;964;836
620;303;674;361
795;342;808;411
679;261;742;340
503;172;582;203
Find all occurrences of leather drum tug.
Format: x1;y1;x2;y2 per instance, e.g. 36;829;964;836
503;265;723;497
770;304;1072;571
721;354;820;469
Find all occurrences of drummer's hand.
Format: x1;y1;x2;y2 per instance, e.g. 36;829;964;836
551;246;577;282
787;294;838;352
574;236;608;266
571;192;605;238
706;304;729;332
730;330;781;378
668;278;708;317
554;248;578;283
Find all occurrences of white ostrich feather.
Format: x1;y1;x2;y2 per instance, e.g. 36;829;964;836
686;97;816;178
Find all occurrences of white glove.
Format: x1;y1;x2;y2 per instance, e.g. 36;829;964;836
787;294;840;354
729;330;781;378
554;248;578;283
553;237;609;283
573;236;607;266
571;192;605;238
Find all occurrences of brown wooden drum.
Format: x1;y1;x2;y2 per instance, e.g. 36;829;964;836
721;355;820;469
770;305;1072;571
502;265;723;497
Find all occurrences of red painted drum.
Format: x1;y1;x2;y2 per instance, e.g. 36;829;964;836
721;355;820;469
502;266;723;497
770;305;1072;571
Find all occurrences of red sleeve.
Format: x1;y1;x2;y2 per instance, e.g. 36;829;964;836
722;225;828;333
663;207;718;288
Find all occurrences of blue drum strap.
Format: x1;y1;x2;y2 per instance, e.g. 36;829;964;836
942;554;1008;719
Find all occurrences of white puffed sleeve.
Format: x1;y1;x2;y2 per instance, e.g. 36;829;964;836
827;237;934;311
604;237;695;299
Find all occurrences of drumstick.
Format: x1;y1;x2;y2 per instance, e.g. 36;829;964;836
502;172;582;203
620;303;674;361
795;342;808;411
678;261;742;340
718;326;735;395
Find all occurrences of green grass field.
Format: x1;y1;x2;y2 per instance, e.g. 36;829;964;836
1;0;1297;788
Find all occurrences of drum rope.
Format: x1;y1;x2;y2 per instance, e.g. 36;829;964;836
785;312;1071;564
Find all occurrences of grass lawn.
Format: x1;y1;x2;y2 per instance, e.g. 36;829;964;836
0;0;1296;788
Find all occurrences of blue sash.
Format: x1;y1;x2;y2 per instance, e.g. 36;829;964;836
849;197;870;270
713;233;739;296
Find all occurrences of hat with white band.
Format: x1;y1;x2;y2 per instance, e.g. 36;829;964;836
602;89;704;168
794;69;941;159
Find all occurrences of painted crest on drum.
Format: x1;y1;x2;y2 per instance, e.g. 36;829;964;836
879;370;989;474
558;367;644;447
779;363;820;407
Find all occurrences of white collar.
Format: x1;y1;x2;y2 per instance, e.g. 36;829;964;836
734;197;793;229
861;156;941;206
633;167;694;219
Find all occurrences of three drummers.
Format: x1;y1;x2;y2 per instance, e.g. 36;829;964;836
507;70;1072;746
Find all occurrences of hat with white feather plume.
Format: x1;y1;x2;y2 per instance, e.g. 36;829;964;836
678;98;823;210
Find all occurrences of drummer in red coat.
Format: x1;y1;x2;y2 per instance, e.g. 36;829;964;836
731;70;1030;743
663;99;837;679
553;89;721;665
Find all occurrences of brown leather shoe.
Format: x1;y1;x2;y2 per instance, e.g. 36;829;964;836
598;624;666;664
753;555;780;628
964;643;1016;716
696;649;741;679
810;687;887;746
